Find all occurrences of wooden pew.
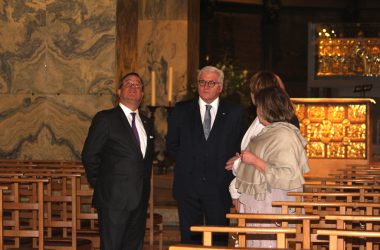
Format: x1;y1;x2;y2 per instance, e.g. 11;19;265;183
272;201;380;216
272;201;380;248
330;174;380;181
0;173;23;178
288;191;380;203
75;178;99;250
226;213;319;249
0;185;8;250
324;215;380;250
169;244;291;250
305;176;379;185
303;184;380;204
303;184;380;193
335;168;380;174
190;225;296;248
0;162;163;250
0;161;162;250
21;172;92;250
0;165;85;174
0;165;90;231
317;229;380;250
0;177;48;250
346;163;380;168
0;164;96;249
0;159;82;165
0;167;91;230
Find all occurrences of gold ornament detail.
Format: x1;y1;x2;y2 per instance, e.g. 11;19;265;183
294;101;368;159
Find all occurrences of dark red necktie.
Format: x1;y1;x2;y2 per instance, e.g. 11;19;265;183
131;112;140;147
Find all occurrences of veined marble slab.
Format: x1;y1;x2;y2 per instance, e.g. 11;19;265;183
0;94;115;160
0;0;116;159
0;0;197;160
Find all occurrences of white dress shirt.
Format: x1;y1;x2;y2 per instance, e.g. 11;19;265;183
119;103;147;157
199;97;219;129
229;117;265;199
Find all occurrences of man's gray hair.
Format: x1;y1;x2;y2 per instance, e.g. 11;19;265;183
198;66;224;85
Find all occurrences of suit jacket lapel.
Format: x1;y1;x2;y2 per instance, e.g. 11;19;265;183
208;99;227;140
190;100;205;141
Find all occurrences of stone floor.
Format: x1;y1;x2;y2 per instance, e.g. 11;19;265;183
143;225;181;250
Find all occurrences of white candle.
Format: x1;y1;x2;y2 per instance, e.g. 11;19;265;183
168;67;173;105
151;71;156;106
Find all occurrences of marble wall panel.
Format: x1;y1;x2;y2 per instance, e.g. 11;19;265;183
0;94;115;160
0;1;46;94
137;20;189;107
0;0;116;160
83;42;117;95
11;49;47;94
0;0;197;160
45;0;116;94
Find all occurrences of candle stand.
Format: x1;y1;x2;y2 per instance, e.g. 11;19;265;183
147;105;174;174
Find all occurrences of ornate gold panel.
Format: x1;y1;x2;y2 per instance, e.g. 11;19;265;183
291;98;373;160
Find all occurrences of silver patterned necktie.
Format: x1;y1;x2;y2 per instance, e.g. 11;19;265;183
203;104;212;140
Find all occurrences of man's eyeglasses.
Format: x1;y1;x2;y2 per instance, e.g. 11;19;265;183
121;81;144;89
198;80;220;87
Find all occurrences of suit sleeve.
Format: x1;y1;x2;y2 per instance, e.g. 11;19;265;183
81;112;109;188
166;105;180;158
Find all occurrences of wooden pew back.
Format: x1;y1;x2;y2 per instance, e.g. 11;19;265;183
0;177;48;250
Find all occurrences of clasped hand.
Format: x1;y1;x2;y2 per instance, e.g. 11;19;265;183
225;150;265;173
225;153;240;171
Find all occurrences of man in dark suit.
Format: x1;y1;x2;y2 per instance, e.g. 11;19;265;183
82;72;154;250
166;66;245;245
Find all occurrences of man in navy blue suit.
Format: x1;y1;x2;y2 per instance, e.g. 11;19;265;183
166;66;245;245
82;72;155;250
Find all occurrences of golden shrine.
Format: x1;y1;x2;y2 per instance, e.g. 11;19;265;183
291;98;376;176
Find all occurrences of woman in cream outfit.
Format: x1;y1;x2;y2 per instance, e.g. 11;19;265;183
226;75;308;248
227;71;281;206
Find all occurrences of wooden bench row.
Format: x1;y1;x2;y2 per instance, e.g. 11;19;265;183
0;176;93;250
1;160;378;250
0;163;96;250
170;166;380;250
0;162;163;250
169;214;380;250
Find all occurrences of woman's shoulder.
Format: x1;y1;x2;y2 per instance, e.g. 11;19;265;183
259;122;300;141
266;122;297;133
266;122;306;146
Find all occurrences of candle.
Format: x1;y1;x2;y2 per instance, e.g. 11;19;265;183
168;67;173;105
151;71;156;106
